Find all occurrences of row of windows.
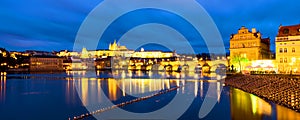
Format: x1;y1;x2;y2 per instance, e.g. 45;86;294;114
231;42;257;48
279;48;296;53
279;42;295;45
283;28;300;34
232;35;257;40
277;37;288;41
279;58;288;63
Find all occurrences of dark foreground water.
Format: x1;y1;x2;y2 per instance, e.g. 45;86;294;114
0;71;299;120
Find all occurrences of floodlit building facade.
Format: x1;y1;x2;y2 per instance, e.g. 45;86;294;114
276;24;300;73
229;26;272;72
30;56;64;71
230;26;271;61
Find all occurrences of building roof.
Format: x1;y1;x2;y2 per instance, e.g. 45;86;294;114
277;24;300;37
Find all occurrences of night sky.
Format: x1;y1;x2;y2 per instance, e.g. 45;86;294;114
0;0;300;53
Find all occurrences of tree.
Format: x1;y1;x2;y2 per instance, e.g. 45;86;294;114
230;55;249;73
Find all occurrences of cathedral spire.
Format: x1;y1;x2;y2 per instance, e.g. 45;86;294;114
113;39;117;45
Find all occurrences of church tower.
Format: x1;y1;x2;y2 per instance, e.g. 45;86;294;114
109;40;118;51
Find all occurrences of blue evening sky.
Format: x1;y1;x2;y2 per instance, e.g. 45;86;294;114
0;0;299;53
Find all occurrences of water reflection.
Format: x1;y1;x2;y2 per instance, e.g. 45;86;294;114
103;70;226;80
230;88;271;119
277;103;300;119
0;72;90;120
230;88;300;120
0;72;6;103
0;71;300;119
73;78;225;104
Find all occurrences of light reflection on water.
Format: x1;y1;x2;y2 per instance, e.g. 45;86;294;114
0;73;6;103
230;88;300;120
0;71;300;119
72;77;223;106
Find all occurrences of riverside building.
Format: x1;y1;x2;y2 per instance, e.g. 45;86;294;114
229;26;272;72
276;24;300;74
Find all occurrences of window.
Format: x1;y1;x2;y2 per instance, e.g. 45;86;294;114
279;48;283;53
284;58;287;63
292;48;295;53
283;29;289;34
284;48;287;53
280;58;283;63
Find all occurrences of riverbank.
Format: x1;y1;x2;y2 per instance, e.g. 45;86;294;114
225;74;300;112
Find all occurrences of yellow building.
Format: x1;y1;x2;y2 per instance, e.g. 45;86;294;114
109;40;128;51
30;56;64;71
90;41;134;58
68;41;173;59
132;51;173;58
230;26;271;61
276;24;300;73
57;50;79;57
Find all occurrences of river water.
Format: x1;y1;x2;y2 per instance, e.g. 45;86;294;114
0;71;299;120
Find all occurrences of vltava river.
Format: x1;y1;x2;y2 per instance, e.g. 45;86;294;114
0;71;299;120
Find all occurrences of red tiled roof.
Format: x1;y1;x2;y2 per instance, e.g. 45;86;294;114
277;24;300;37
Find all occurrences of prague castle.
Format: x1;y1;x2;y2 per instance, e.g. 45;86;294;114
108;40;128;51
276;24;300;73
230;26;271;61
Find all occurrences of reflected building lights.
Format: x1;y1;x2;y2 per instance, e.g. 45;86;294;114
230;88;272;120
200;81;203;97
217;81;221;102
141;80;145;94
129;79;132;94
2;69;297;119
162;80;165;90
66;77;70;103
101;78;179;98
176;80;180;92
96;78;102;103
277;104;300;119
108;79;118;101
194;81;198;97
122;80;125;96
165;80;170;89
81;78;89;106
0;72;7;103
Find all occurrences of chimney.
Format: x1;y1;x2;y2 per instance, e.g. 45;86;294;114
252;28;256;33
